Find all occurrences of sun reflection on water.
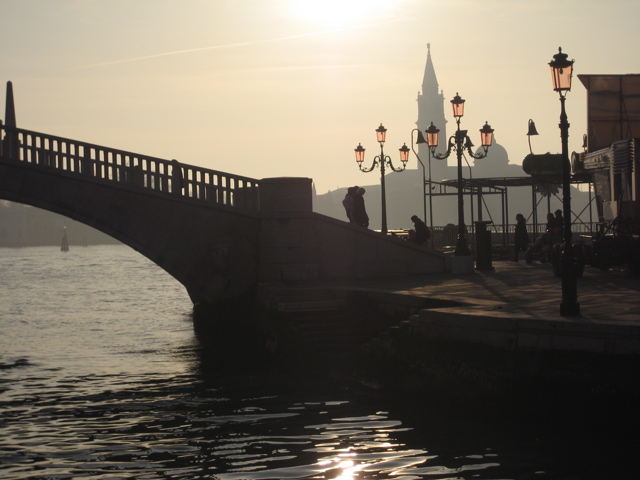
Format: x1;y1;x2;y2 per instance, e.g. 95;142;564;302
301;411;434;480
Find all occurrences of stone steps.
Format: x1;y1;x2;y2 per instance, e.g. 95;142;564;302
258;284;353;353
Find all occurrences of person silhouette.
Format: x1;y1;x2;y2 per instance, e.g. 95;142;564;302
553;209;564;243
410;215;430;244
512;213;529;262
342;186;357;223
353;187;369;228
171;159;184;195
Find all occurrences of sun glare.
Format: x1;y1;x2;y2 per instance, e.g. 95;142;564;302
289;0;392;28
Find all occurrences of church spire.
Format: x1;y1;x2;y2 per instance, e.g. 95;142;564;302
415;44;449;182
416;44;446;135
421;43;439;95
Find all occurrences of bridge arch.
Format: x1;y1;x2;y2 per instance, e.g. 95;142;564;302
1;126;261;305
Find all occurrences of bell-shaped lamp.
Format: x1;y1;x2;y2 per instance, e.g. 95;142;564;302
549;47;574;92
480;122;494;148
527;119;539;154
354;143;365;163
425;122;440;148
464;137;475;150
451;93;465;118
399;143;410;164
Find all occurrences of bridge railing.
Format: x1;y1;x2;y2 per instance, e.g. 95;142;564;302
0;125;260;211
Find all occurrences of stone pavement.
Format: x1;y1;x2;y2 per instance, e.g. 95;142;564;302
339;260;640;323
307;260;640;354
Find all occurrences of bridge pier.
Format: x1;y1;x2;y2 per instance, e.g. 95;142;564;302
258;177;319;282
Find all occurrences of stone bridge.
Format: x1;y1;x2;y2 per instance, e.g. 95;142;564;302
1;82;445;306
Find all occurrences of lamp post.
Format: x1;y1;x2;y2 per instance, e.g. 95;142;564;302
549;47;580;316
354;124;409;235
424;94;494;256
410;129;429;227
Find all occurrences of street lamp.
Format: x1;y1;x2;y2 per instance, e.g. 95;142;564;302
354;124;409;235
410;129;429;227
549;47;580;317
424;94;494;256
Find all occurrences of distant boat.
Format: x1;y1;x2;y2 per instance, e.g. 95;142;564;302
61;227;69;252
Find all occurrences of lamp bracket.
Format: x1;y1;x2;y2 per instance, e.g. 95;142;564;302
358;158;379;173
384;155;407;173
430;133;490;160
466;145;490;160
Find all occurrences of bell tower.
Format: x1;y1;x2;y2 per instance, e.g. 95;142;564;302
416;44;449;182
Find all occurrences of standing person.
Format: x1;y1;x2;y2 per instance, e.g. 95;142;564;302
342;186;357;223
171;159;183;195
512;213;529;262
545;211;556;233
410;215;430;245
544;211;557;256
132;162;144;187
553;209;564;244
353;187;369;228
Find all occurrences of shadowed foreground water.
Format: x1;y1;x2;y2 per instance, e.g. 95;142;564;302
1;245;637;479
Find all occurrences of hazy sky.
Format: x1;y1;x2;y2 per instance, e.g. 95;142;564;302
1;0;639;194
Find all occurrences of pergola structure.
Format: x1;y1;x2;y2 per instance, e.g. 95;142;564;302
425;172;595;248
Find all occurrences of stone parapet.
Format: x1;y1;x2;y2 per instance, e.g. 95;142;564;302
257;176;447;283
259;177;313;213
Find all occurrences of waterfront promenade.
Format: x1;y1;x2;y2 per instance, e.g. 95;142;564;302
294;260;640;355
340;259;640;322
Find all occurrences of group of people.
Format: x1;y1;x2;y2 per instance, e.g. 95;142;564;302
340;191;570;261
514;209;565;263
342;186;369;228
342;187;431;245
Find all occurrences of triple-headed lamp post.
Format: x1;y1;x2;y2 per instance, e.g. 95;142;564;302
424;94;494;256
549;47;580;317
354;124;409;235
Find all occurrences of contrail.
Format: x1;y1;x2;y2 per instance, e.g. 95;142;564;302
71;20;402;71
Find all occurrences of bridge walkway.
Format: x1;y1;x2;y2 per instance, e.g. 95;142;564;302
0;123;260;212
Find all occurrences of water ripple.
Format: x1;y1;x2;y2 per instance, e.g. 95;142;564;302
3;246;631;479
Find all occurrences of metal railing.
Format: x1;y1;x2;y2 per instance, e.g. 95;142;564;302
0;126;260;211
394;222;601;252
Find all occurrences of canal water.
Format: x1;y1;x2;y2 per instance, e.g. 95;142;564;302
0;245;636;479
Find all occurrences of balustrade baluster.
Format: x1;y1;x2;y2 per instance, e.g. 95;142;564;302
1;126;261;212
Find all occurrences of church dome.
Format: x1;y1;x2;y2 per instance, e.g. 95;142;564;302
472;136;522;178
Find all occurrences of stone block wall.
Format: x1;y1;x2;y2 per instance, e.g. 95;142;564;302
258;177;446;282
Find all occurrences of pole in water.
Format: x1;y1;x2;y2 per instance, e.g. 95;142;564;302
61;227;69;252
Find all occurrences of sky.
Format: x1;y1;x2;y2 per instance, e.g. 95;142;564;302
1;0;639;194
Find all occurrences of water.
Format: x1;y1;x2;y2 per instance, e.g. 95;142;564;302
0;245;636;479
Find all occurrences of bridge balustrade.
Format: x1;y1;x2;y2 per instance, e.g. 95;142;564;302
0;126;260;211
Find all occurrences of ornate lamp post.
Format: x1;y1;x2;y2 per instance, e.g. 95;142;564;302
354;124;409;235
424;94;494;256
410;129;429;227
549;47;580;316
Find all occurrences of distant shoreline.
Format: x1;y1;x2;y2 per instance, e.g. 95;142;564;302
0;240;121;248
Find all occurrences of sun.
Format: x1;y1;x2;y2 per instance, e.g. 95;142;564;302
288;0;392;28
